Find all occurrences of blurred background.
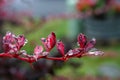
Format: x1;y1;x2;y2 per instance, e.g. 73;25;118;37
0;0;120;80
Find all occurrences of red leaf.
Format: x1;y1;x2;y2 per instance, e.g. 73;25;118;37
34;46;43;60
85;38;96;52
56;41;65;56
41;32;56;51
34;46;43;55
66;48;82;58
77;33;87;48
3;32;27;53
16;35;27;50
87;48;104;56
3;32;17;53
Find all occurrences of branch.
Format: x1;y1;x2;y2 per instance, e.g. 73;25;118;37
0;31;103;64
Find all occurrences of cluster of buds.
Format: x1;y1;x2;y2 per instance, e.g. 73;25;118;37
0;32;103;63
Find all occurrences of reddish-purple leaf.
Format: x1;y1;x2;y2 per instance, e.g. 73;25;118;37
2;32;27;53
56;41;65;56
3;43;10;53
47;32;56;49
16;35;27;50
41;32;56;51
3;32;17;53
77;33;87;48
34;46;43;60
87;48;104;56
66;48;82;58
85;38;96;52
34;46;43;55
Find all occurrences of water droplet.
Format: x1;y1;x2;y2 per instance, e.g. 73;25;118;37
42;52;49;56
20;50;27;56
68;50;74;56
88;48;104;56
24;39;28;45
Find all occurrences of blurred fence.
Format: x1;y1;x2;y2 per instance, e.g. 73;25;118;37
85;17;120;40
